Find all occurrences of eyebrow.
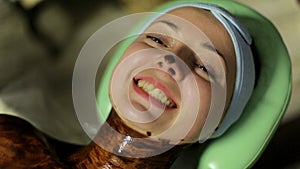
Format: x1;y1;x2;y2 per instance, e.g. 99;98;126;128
202;42;228;73
155;20;179;32
202;42;225;59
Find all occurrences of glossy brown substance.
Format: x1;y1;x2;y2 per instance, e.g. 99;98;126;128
0;115;63;169
0;111;189;169
67;109;188;169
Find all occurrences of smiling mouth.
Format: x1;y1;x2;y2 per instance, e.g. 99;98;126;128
133;78;177;108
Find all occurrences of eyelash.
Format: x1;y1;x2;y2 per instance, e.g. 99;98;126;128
146;35;168;47
194;63;208;73
194;62;216;81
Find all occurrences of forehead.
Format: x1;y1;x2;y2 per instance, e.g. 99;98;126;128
162;7;235;60
163;7;234;71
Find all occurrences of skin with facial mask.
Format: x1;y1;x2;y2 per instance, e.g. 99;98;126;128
66;7;237;168
0;6;240;169
112;7;236;143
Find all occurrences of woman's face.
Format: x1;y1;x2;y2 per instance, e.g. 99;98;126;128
110;7;236;143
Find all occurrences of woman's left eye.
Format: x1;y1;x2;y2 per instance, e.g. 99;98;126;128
194;63;208;73
193;62;216;82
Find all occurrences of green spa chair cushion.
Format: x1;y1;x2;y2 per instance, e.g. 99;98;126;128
97;0;292;168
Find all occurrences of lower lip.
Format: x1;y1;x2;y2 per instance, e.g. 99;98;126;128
132;80;176;110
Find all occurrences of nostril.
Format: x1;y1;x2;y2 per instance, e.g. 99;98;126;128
168;68;176;75
158;61;163;67
164;54;175;64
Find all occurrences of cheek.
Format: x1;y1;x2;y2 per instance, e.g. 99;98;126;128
121;42;148;60
195;79;212;130
184;79;212;142
198;81;212;114
183;81;211;111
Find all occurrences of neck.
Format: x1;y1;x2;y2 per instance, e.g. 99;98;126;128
67;109;190;169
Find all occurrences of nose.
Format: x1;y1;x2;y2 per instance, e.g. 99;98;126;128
156;54;186;81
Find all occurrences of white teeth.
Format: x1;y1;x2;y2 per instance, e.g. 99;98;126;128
137;80;145;87
137;80;175;107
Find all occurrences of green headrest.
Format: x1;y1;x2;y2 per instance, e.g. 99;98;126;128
97;0;292;168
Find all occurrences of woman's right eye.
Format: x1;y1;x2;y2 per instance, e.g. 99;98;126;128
146;35;167;47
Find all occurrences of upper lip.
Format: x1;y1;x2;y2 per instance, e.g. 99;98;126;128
133;75;178;108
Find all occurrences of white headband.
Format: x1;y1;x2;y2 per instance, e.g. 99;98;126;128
138;2;255;141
